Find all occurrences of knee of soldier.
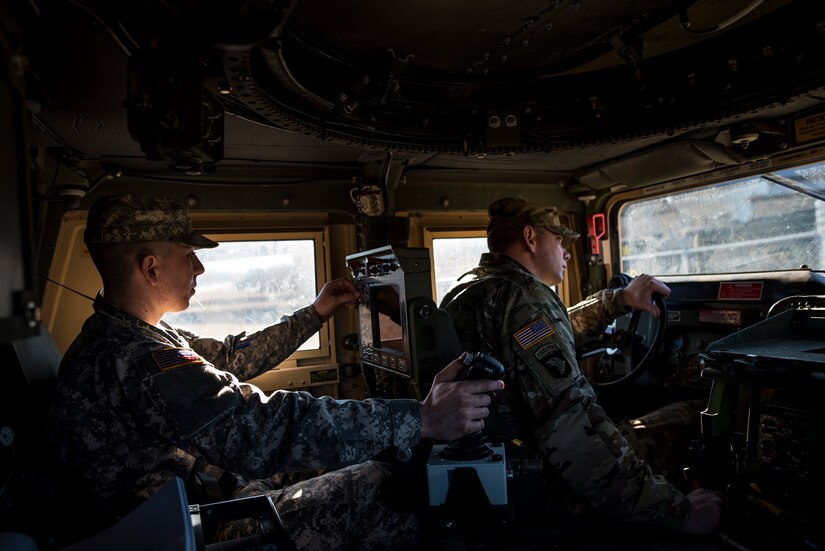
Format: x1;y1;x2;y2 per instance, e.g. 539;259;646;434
348;460;393;499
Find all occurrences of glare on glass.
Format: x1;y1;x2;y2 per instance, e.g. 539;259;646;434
163;239;320;350
431;237;488;306
619;176;824;275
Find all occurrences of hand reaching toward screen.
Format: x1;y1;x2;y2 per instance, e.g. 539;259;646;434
312;278;361;321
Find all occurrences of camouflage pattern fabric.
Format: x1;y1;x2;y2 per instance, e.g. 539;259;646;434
617;400;705;478
83;194;218;249
50;292;421;546
219;461;418;550
487;197;580;248
441;252;690;532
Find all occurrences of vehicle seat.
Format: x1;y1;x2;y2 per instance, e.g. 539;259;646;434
59;477;196;551
0;324;62;548
0;533;38;551
59;475;294;551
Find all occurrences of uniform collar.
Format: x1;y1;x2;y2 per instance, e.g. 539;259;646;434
93;290;163;333
474;252;549;289
477;252;531;275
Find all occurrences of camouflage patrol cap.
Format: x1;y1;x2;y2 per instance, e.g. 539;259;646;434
487;197;580;248
84;194;218;249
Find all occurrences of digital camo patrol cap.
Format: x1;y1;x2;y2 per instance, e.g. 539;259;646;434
487;197;580;248
84;194;219;249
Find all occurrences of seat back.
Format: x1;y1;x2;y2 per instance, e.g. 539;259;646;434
0;325;62;547
59;478;196;551
1;323;60;444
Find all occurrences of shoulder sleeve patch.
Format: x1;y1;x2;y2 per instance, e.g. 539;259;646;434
512;316;555;350
151;347;204;372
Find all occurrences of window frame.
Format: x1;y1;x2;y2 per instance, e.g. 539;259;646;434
606;148;825;278
42;210;336;369
423;228;488;305
423;223;576;305
168;229;333;369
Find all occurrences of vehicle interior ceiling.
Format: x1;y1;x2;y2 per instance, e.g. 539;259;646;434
3;0;825;546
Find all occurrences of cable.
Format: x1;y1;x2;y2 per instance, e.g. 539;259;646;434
38;274;95;302
65;0;133;57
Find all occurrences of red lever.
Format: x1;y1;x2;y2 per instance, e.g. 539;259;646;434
588;214;606;255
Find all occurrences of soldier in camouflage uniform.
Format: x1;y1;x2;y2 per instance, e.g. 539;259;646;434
50;194;502;550
441;197;722;535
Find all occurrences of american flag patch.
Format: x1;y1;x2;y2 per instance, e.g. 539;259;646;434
513;317;555;350
151;348;204;371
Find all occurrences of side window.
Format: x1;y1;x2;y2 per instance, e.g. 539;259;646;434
163;231;331;364
618;165;825;275
425;230;488;306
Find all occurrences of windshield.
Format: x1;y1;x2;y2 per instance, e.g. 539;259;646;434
619;160;825;276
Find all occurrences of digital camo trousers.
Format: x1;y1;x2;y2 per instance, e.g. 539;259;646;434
217;460;419;550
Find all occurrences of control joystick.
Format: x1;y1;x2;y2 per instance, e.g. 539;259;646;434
462;351;506;381
438;353;505;461
427;352;509;510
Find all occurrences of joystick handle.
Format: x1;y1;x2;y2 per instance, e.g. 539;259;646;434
438;352;505;462
462;352;505;381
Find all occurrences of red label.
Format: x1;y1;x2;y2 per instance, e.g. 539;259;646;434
718;282;763;300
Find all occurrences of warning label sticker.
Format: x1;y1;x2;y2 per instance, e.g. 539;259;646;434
794;112;825;145
718;282;763;300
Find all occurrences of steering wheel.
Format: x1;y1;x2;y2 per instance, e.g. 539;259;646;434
582;273;668;387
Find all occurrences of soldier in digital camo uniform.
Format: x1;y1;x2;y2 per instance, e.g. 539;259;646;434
441;197;723;536
50;194;502;550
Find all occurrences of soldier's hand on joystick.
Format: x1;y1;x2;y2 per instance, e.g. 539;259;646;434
440;352;506;461
461;352;505;382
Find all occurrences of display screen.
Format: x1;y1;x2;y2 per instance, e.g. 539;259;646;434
372;284;403;352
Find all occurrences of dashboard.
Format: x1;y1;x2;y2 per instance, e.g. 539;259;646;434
649;270;825;549
649;270;825;390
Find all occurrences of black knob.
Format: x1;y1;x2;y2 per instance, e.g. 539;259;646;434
419;304;435;318
463;352;505;380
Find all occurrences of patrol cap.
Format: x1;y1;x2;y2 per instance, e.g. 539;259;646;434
84;194;218;249
487;197;580;248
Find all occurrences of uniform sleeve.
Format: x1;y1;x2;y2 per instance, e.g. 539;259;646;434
567;289;628;347
119;346;421;479
499;286;689;531
175;305;323;381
